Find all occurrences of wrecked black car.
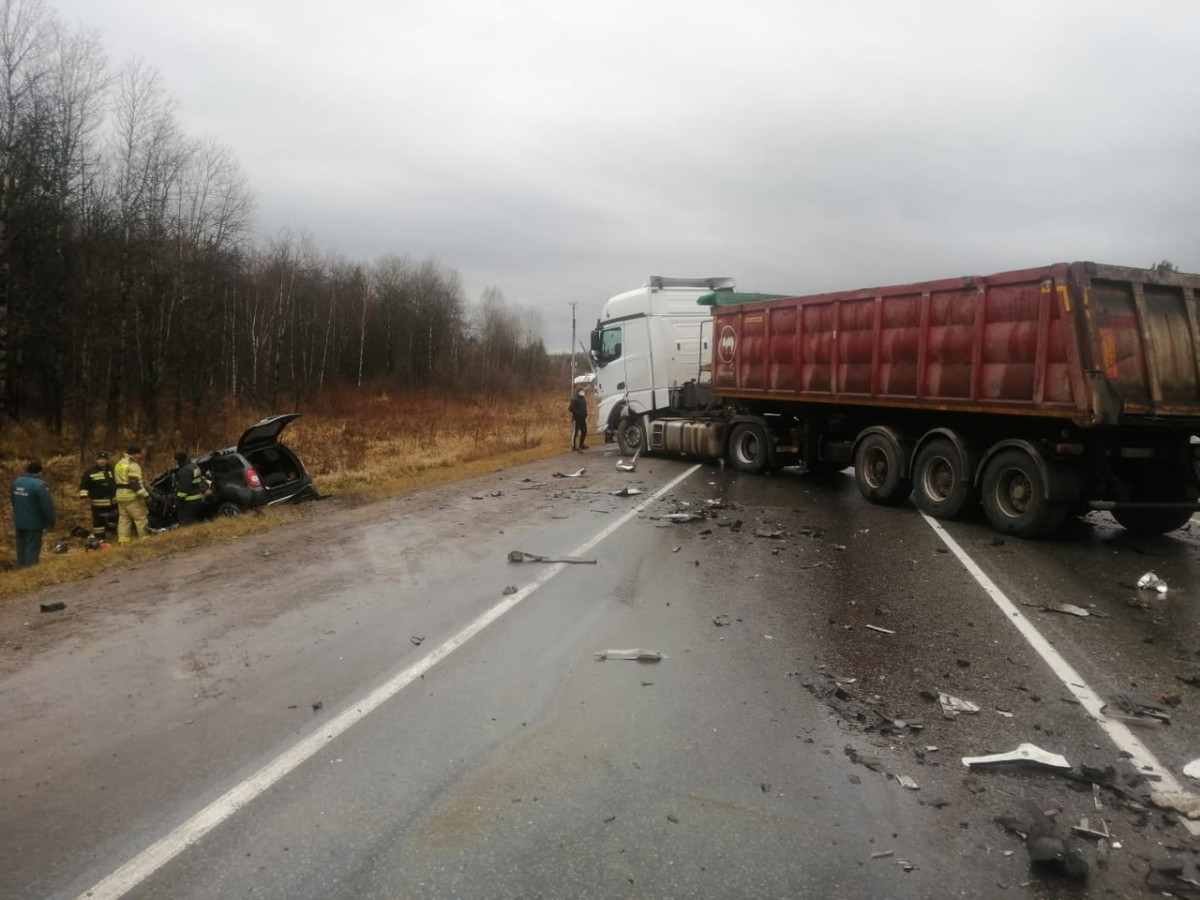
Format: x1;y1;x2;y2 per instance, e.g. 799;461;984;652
149;414;319;526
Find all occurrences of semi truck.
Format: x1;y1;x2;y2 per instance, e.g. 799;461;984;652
589;262;1200;538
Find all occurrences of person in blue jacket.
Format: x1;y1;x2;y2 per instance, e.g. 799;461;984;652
11;460;56;567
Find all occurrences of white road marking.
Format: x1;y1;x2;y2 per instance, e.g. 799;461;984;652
919;512;1200;835
78;464;702;899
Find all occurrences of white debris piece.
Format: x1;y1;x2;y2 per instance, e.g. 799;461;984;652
961;742;1071;770
616;449;640;472
938;692;981;718
1137;572;1169;594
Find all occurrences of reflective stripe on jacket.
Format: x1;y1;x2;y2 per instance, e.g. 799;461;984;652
114;455;149;500
175;460;205;501
78;466;117;507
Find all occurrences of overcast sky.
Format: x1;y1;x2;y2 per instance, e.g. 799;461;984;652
52;0;1200;350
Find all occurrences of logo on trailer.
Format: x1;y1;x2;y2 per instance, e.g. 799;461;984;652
718;326;737;364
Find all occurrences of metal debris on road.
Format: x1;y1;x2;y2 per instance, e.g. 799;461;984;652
1070;817;1111;840
937;692;981;718
502;585;518;595
1137;571;1169;594
753;527;784;538
871;850;894;860
616;450;640;472
411;635;425;646
895;774;919;790
551;468;586;478
661;512;703;523
507;549;597;564
610;487;643;497
1102;693;1170;725
961;743;1071;770
712;615;732;626
865;624;895;635
594;648;665;662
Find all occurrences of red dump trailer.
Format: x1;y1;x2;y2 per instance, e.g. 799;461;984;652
637;261;1200;537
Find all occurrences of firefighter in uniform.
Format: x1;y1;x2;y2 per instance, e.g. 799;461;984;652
114;444;151;542
173;450;206;526
78;450;117;540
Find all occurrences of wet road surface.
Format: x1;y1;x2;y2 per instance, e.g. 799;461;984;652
3;450;1200;899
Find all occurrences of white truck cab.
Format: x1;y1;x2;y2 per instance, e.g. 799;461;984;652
589;275;734;453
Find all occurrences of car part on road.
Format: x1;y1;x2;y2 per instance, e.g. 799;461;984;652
507;549;597;564
962;743;1071;770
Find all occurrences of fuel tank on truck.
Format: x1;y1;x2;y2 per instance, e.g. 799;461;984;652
704;262;1200;428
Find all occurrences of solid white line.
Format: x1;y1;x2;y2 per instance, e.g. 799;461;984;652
918;512;1200;835
78;464;702;899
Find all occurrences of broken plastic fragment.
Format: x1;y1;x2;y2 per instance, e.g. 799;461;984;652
961;742;1070;770
551;468;586;478
1185;758;1200;780
594;649;665;662
1137;572;1169;594
938;692;981;717
616;450;640;472
610;487;643;497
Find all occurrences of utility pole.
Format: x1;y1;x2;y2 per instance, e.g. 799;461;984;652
569;301;577;396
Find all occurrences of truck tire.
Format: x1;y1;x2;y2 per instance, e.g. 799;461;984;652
980;449;1066;538
853;433;911;505
1112;507;1195;535
912;438;975;519
616;417;644;456
729;422;770;473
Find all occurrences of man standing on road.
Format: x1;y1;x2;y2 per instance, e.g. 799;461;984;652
11;460;56;567
78;450;117;540
114;445;151;543
569;390;589;451
173;451;206;526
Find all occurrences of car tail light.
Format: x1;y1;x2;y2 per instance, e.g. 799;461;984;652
246;467;262;488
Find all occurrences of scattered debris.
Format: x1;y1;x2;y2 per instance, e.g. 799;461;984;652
712;615;732;627
312;701;323;712
610;487;643;497
660;513;703;523
1070;817;1110;840
998;803;1089;881
507;549;597;564
594;648;664;662
1184;758;1200;780
51;540;68;554
39;601;66;613
871;850;894;860
1149;791;1200;819
1137;571;1169;594
753;528;784;539
616;450;640;472
551;468;586;478
865;624;895;635
411;635;425;646
1102;693;1170;725
895;775;919;790
962;743;1071;770
502;585;518;595
937;692;981;718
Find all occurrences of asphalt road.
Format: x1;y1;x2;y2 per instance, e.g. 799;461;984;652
3;449;1200;899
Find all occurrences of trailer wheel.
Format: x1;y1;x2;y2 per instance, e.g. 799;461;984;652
853;433;910;505
1112;507;1195;535
729;422;770;474
616;417;644;456
980;449;1066;538
912;438;975;519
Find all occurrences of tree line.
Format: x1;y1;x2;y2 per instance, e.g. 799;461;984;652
0;0;553;450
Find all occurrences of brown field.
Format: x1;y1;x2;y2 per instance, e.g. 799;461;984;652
0;386;585;600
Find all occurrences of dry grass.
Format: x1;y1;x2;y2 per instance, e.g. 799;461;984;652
0;386;586;600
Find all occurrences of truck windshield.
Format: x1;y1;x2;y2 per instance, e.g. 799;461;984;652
596;326;622;365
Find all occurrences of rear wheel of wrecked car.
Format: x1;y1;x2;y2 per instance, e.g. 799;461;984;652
616;417;644;456
912;438;976;519
1112;507;1195;535
216;501;242;518
729;422;770;474
853;432;910;505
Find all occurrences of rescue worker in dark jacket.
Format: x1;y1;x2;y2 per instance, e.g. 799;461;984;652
78;450;117;540
568;390;589;451
173;450;206;526
11;460;56;567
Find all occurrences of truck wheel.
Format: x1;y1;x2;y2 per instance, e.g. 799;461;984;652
729;422;770;473
616;417;644;456
853;433;911;505
912;438;976;519
980;449;1065;538
1112;507;1195;535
